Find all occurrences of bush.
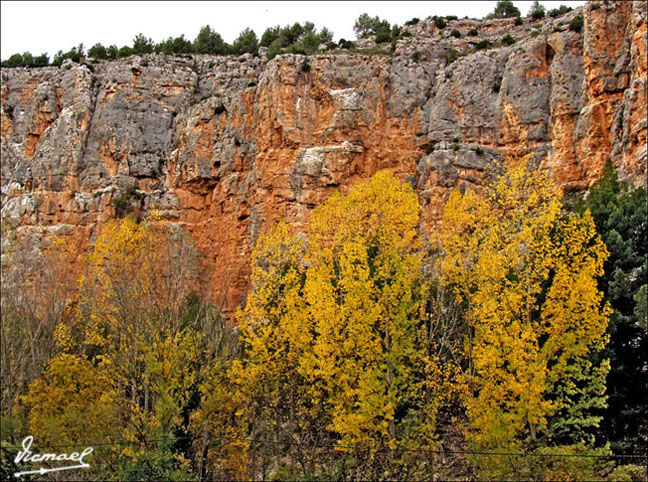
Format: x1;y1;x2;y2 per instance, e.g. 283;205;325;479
88;43;107;59
1;53;25;68
475;146;484;156
354;46;391;56
492;80;501;92
338;38;355;50
569;15;584;32
405;17;419;26
514;16;524;26
501;34;515;46
445;15;458;21
451;29;461;38
286;44;306;55
468;28;479;36
475;39;493;50
112;185;144;218
443;49;459;65
529;0;546;20
608;465;647;482
374;30;391;44
115;449;193;482
300;59;311;72
549;5;573;17
434;17;447;29
412;51;421;62
52;44;85;66
591;2;600;10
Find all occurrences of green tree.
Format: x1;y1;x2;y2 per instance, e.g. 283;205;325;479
529;0;546;20
231;28;258;55
260;25;282;47
51;44;84;66
298;32;320;53
318;26;334;44
1;53;24;67
19;52;34;67
117;45;133;58
132;33;154;54
156;35;193;54
193;25;228;55
353;13;391;39
584;163;648;455
32;53;49;67
285;23;305;44
488;0;521;18
88;43;107;59
549;5;573;17
106;44;118;59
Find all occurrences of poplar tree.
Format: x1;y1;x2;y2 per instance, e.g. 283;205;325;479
302;170;440;451
439;156;610;461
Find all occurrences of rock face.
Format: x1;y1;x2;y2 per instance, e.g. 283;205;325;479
1;1;646;315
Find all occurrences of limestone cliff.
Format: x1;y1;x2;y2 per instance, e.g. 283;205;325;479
1;1;646;314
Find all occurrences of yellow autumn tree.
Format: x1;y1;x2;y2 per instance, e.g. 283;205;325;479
22;353;121;464
66;215;210;466
438;155;610;472
76;215;201;408
229;222;316;480
232;171;448;478
303;170;441;452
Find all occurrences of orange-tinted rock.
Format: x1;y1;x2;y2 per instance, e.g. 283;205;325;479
1;1;646;317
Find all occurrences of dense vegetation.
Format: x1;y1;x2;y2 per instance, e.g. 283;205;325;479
1;157;646;480
583;163;648;456
1;4;580;68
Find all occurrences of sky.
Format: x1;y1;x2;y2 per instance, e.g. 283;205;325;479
1;1;587;60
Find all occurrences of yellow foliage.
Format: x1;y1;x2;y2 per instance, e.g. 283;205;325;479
234;170;444;456
439;156;610;454
23;354;120;448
